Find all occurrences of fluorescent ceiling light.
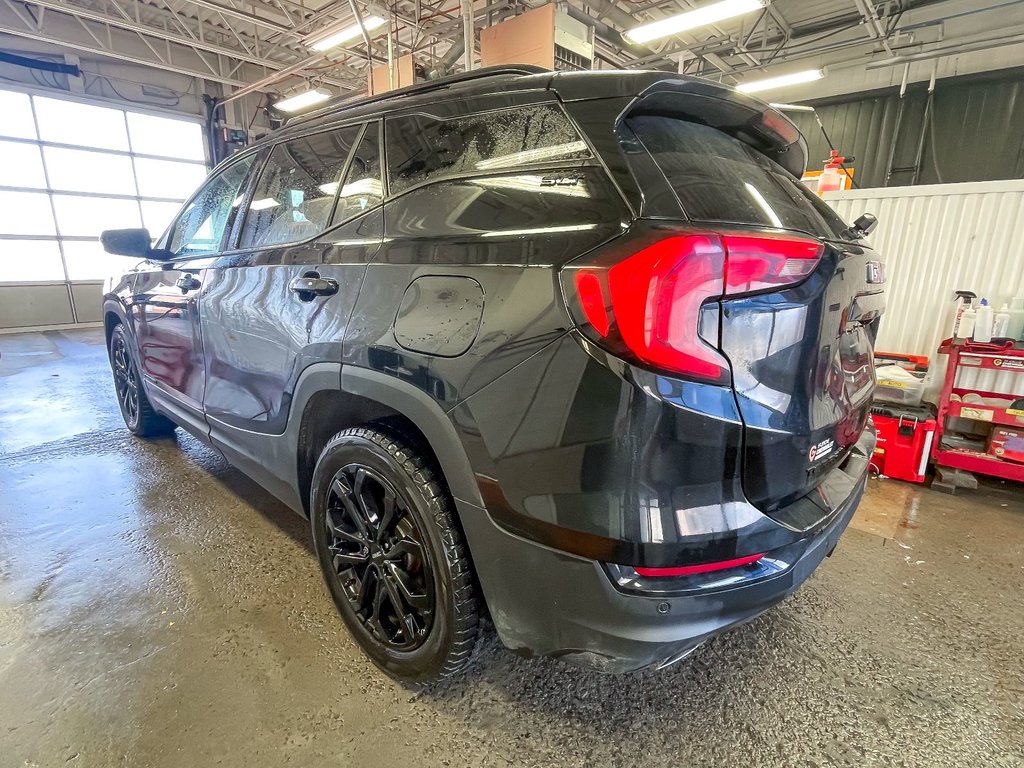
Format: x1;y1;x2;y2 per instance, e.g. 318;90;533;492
736;69;824;94
309;16;386;51
769;102;816;112
250;198;280;210
625;0;765;44
273;88;332;113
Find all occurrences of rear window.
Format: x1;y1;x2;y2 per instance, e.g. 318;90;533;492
627;116;848;239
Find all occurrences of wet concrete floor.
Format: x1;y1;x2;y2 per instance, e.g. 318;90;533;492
0;328;1022;767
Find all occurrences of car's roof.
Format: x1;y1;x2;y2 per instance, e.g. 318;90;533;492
242;66;806;179
275;66;750;134
281;65;555;131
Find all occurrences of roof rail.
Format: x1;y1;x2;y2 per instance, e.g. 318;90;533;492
285;65;551;126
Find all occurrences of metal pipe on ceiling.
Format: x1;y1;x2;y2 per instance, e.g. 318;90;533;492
865;29;1024;68
426;36;464;78
461;0;474;70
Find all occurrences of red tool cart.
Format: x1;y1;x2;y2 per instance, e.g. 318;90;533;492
932;338;1024;483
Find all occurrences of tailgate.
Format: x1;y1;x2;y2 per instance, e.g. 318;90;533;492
719;241;885;513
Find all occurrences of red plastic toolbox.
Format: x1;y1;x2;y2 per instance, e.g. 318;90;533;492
870;404;936;484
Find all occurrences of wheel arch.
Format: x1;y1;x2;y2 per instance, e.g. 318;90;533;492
103;299;129;344
293;365;484;517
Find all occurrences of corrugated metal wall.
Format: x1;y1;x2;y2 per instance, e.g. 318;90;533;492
827;179;1024;400
790;68;1024;188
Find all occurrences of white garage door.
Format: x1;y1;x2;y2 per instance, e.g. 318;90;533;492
0;88;208;329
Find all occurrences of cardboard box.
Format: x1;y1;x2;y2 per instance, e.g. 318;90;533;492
989;427;1024;463
369;53;416;95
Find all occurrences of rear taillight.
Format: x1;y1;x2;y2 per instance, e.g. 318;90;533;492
723;233;823;293
561;230;823;383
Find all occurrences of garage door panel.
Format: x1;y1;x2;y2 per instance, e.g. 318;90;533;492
0;284;74;328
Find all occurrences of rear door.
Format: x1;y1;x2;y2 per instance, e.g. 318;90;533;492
132;153;256;417
626;115;885;513
200;121;383;436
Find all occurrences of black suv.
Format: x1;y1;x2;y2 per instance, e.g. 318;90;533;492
101;66;884;683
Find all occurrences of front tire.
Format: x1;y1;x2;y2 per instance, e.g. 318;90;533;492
311;427;480;684
108;324;175;437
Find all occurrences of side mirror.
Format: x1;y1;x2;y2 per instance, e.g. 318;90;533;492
100;228;171;260
842;213;878;240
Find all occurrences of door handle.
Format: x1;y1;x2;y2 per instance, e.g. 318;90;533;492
175;273;201;292
289;275;339;299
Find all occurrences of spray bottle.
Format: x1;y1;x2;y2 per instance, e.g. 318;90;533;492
951;290;977;339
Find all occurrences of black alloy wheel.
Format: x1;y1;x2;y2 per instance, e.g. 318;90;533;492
108;324;175;437
111;332;139;426
324;464;434;651
311;427;480;684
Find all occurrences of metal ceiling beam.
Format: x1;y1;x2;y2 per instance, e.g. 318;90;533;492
0;19;251;85
174;0;292;33
852;0;896;55
20;0;308;72
5;0;372;88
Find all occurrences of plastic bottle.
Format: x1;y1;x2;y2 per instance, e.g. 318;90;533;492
817;150;847;195
974;298;994;343
1008;297;1024;341
960;306;977;340
994;303;1011;338
951;291;977;338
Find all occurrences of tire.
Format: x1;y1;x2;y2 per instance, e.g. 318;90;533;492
108;324;176;438
311;427;480;685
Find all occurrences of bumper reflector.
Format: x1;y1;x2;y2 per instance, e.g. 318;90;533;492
634;552;765;577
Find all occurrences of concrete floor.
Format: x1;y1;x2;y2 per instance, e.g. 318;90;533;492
0;328;1022;768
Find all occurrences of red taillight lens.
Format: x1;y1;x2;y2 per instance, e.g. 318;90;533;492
722;233;823;294
563;230;822;383
634;552;765;578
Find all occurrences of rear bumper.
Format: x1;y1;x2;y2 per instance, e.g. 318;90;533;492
458;431;871;673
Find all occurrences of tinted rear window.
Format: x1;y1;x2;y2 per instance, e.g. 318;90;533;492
627;116;848;239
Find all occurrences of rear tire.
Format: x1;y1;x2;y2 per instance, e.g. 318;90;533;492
311;427;480;685
108;324;176;438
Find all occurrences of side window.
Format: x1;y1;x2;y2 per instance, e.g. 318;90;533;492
386;104;590;194
332;124;383;224
239;125;359;249
167;154;255;256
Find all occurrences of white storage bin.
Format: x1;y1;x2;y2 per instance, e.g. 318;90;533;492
874;364;929;407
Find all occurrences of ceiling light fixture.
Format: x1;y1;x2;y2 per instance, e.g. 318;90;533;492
625;0;765;44
309;16;386;52
736;68;824;94
273;87;332;113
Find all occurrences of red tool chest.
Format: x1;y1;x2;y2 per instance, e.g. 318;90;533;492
869;404;936;484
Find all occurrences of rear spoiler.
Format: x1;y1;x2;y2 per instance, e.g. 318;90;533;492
625;84;807;179
552;73;808;179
